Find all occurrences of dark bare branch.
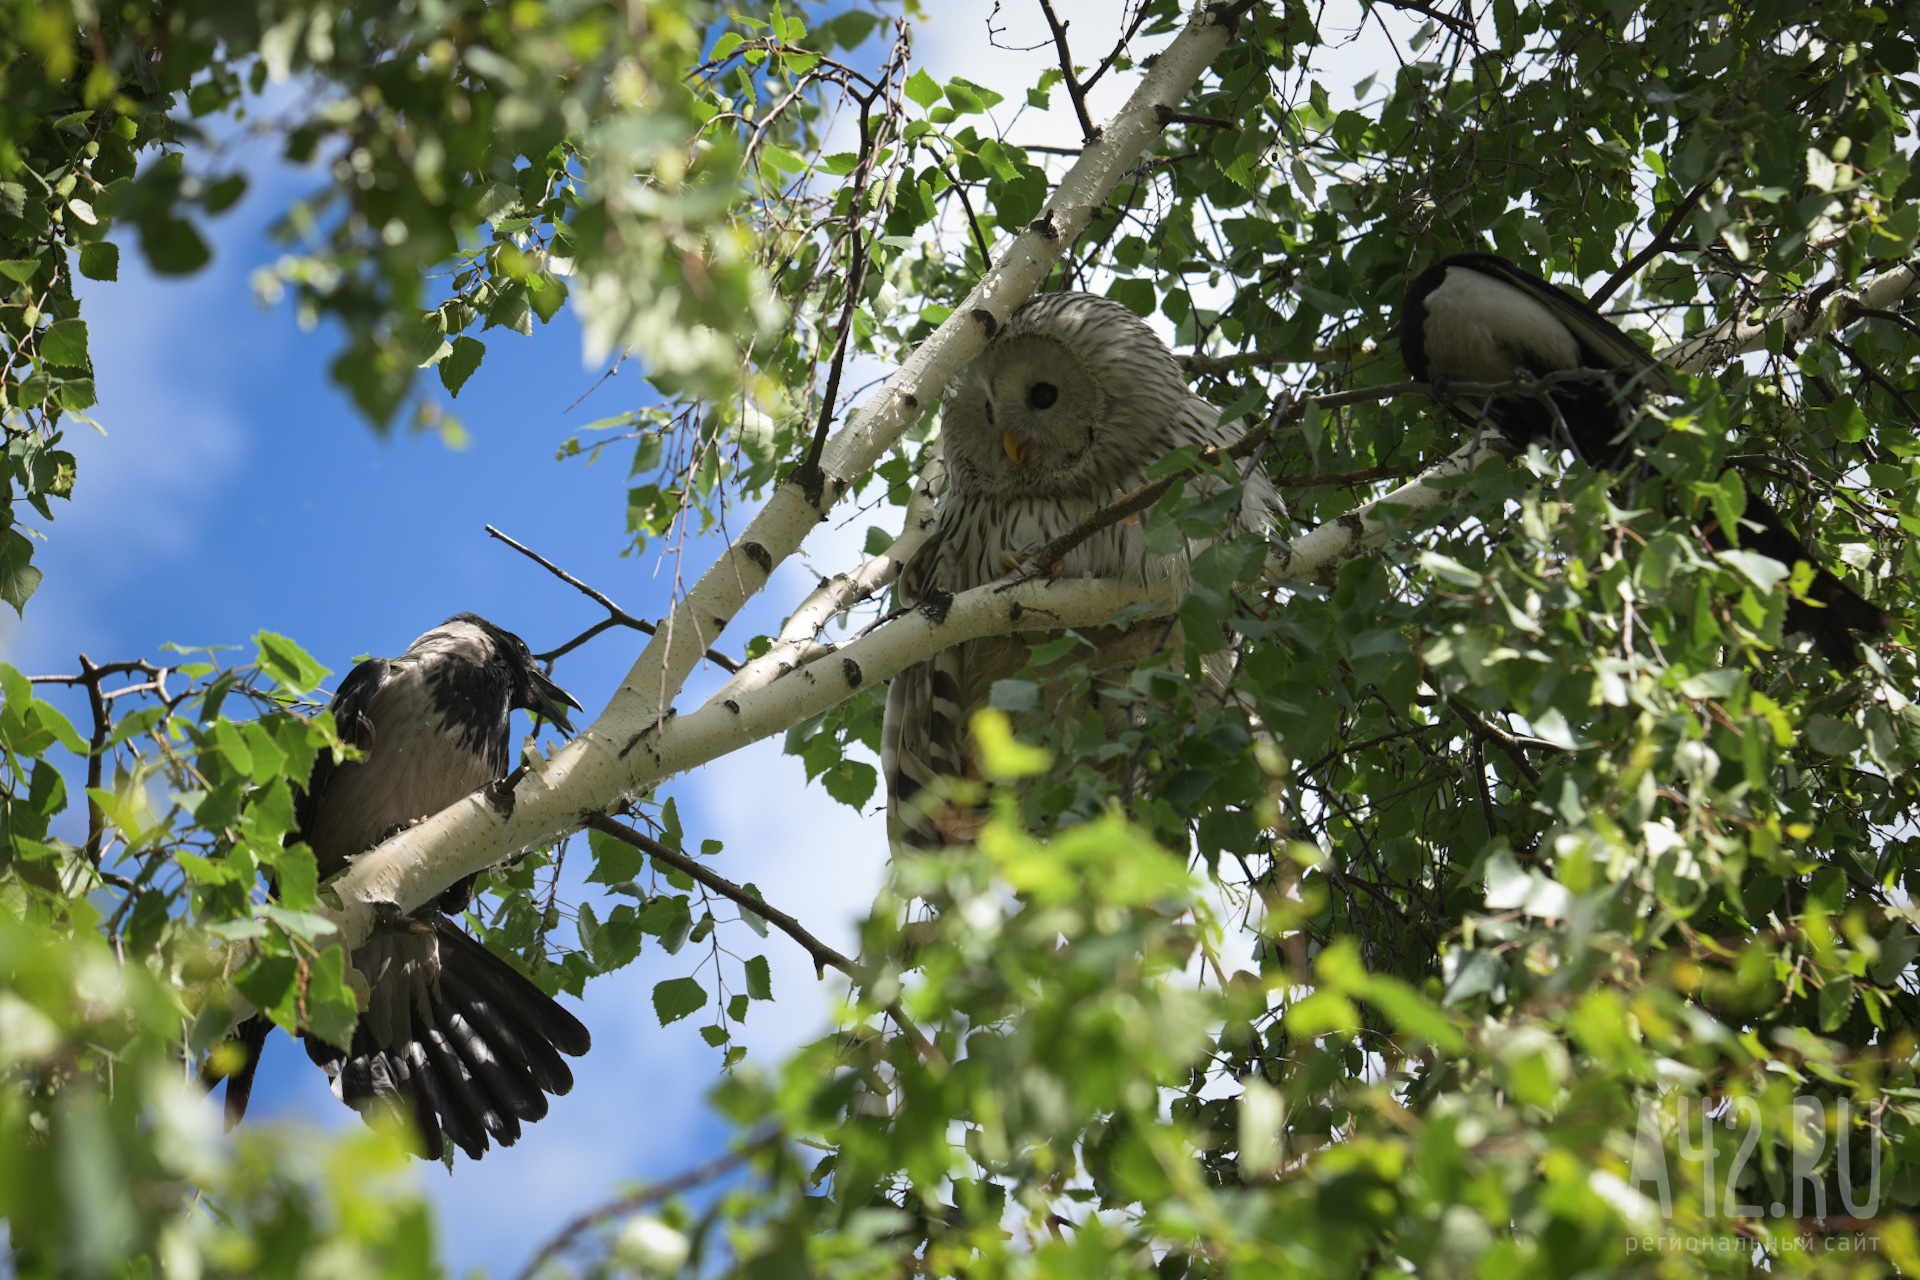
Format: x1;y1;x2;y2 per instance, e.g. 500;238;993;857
513;1134;777;1280
1447;698;1545;788
1592;177;1714;307
586;815;945;1066
586;814;855;977
485;525;740;673
1037;0;1100;144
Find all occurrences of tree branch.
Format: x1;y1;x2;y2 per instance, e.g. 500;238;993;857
800;36;909;479
1037;0;1099;143
1662;254;1920;373
513;1133;777;1280
1182;344;1371;374
585;814;854;978
1447;698;1544;788
485;525;740;673
714;452;945;705
1591;177;1713;308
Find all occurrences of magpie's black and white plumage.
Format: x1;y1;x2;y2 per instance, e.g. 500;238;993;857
1400;252;1890;667
210;613;590;1161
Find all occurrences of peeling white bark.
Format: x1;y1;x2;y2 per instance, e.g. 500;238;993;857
1263;436;1508;583
316;2;1250;953
1663;256;1919;374
712;451;945;705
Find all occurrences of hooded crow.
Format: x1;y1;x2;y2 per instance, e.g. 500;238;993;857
1399;252;1890;667
208;613;590;1161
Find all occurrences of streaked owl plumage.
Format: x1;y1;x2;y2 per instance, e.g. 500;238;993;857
881;291;1275;846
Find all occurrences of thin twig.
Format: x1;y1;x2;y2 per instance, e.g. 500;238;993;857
78;655;110;866
1271;465;1409;487
1447;698;1544;787
1592;177;1713;307
485;526;740;673
1827;332;1920;429
800;34;910;479
1007;368;1609;581
1182;344;1370;373
513;1133;777;1280
1369;0;1476;39
1079;0;1154;94
586;815;946;1067
587;815;855;977
1037;0;1099;143
1840;304;1920;340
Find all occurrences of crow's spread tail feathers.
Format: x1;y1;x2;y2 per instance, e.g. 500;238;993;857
303;916;590;1161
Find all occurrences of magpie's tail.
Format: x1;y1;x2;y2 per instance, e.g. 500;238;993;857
1705;487;1892;669
201;1012;273;1128
304;916;590;1162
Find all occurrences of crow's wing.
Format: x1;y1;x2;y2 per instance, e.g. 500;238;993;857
295;656;391;843
1445;253;1680;395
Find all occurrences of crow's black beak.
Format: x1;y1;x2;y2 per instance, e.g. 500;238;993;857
524;668;582;736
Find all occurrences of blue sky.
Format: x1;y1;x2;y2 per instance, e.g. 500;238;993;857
13;138;888;1276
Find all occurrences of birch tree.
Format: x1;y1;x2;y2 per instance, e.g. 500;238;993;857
4;0;1920;1276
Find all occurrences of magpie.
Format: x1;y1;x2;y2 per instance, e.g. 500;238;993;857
1399;252;1890;667
207;613;591;1161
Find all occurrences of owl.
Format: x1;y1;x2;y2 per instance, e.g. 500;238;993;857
881;291;1276;847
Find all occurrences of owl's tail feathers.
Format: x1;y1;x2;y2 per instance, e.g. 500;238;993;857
304;916;590;1162
200;1011;274;1128
1703;490;1892;669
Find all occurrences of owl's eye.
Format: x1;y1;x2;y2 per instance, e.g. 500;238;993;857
1028;382;1059;410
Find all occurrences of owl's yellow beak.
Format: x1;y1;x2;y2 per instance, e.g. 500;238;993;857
1002;432;1027;465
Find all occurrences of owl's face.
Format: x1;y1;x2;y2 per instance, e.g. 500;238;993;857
940;292;1192;502
944;333;1107;497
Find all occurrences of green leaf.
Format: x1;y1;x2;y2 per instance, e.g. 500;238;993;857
821;759;876;809
0;258;40;282
40;319;91;370
236;955;300;1031
760;145;804;175
971;708;1051;780
482;281;532;336
440;335;485;396
139;216;211;275
0;529;43;616
745;955;772;1001
989;679;1039;712
269;843;319;910
1805;714;1866;757
303;947;360;1050
254;631;330;695
1285;989;1359;1038
586;825;648;885
652;976;706;1025
905;68;942;110
526;272;568;323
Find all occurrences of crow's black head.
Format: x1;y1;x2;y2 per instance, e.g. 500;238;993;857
443;612;582;735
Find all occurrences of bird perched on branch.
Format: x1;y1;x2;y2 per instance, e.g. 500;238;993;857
1399;252;1889;667
882;291;1277;847
207;613;590;1161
